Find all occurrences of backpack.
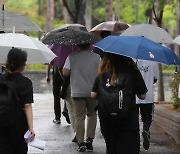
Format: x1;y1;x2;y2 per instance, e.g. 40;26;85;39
98;72;136;120
0;79;22;128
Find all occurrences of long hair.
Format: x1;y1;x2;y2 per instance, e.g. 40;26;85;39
98;53;137;86
6;48;27;72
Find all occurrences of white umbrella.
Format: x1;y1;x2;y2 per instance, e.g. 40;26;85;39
0;10;42;32
120;23;173;43
173;35;180;45
0;33;56;64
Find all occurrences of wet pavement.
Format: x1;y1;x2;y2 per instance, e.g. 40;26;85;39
27;93;180;154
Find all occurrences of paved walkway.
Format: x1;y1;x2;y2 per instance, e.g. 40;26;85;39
28;93;180;154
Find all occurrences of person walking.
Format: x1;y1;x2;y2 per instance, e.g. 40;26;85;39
91;53;147;154
0;48;35;154
63;44;100;152
46;65;70;124
136;60;159;150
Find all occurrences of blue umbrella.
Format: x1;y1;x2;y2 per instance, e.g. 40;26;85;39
94;36;180;65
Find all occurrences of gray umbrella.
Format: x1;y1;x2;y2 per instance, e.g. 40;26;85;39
42;29;101;45
0;10;42;32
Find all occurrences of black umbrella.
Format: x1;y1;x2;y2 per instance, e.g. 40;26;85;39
41;23;87;42
42;29;101;45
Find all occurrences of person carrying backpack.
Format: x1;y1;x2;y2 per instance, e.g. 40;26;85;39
0;48;35;154
91;53;148;154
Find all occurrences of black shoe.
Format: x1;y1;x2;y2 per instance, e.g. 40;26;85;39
62;111;71;124
85;138;93;151
142;131;150;150
77;142;86;152
72;136;77;143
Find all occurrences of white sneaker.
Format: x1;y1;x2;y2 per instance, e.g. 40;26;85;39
53;119;61;124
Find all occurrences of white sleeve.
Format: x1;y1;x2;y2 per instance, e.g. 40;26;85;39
63;56;70;70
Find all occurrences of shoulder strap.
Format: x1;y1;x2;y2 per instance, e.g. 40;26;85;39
3;74;20;101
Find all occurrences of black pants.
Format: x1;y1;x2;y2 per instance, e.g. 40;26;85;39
0;123;28;154
52;67;63;120
136;103;154;132
99;116;140;154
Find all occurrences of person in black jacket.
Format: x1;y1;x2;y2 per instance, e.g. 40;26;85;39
91;53;147;154
0;48;35;154
46;65;70;124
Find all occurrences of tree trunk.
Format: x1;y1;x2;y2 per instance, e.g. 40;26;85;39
115;0;120;21
152;1;165;101
60;0;83;23
85;0;92;31
45;0;54;33
106;0;113;21
59;0;73;23
38;0;42;15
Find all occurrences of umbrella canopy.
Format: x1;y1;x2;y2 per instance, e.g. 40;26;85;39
120;24;173;43
173;35;180;45
90;21;129;35
51;23;87;32
94;36;180;65
41;23;87;42
0;33;56;64
0;10;42;33
42;29;101;45
48;44;79;68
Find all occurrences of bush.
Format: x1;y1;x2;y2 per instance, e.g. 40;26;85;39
169;73;180;109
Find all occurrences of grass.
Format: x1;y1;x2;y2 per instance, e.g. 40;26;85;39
25;63;177;72
25;64;47;71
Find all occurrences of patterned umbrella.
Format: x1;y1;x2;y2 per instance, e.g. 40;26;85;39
41;23;87;42
42;29;101;45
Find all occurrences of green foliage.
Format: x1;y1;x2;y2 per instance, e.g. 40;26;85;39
140;0;176;32
169;74;180;109
26;64;46;71
163;5;176;31
92;0;105;22
4;0;177;32
93;8;106;22
162;64;176;73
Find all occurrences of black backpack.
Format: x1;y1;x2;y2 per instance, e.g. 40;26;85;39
98;72;136;120
0;79;22;128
